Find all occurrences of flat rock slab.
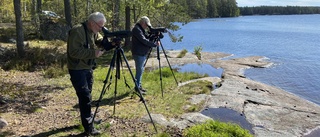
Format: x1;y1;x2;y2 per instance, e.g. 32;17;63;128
136;50;320;137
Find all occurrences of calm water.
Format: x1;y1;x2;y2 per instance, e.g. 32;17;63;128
161;15;320;106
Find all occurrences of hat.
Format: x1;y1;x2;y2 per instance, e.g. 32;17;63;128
141;16;152;27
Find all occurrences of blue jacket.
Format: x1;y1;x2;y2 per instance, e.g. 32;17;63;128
131;23;157;56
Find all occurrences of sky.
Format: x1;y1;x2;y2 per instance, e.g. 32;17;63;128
237;0;320;7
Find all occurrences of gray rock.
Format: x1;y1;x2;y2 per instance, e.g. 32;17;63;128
180;112;211;124
188;94;209;105
141;113;170;126
137;51;320;137
0;118;8;129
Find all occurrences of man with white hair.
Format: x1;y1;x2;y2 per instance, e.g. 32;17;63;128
67;12;114;136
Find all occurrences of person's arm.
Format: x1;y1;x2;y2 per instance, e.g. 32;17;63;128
95;32;116;51
132;26;157;47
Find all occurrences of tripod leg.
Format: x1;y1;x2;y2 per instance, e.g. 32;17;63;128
159;40;179;85
156;45;164;97
119;48;158;133
120;55;131;89
112;49;121;115
91;49;117;126
143;48;153;67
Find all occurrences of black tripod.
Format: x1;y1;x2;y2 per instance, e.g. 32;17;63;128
91;41;157;132
144;35;178;97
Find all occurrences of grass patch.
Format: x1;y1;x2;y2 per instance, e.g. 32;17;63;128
179;80;213;95
91;66;210;119
183;120;253;137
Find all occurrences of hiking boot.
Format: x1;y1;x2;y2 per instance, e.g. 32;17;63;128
93;118;102;124
134;87;146;95
89;114;102;124
139;87;147;92
85;128;101;136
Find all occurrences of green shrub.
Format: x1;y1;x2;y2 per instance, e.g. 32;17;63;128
177;49;188;58
194;46;202;60
44;64;67;78
183;120;253;137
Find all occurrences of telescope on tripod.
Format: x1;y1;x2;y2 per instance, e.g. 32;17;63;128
144;26;179;97
91;27;157;132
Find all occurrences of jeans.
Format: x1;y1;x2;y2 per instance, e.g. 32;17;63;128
133;54;147;88
68;69;94;132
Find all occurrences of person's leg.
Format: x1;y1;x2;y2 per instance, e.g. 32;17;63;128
69;69;95;133
87;69;93;94
133;55;146;88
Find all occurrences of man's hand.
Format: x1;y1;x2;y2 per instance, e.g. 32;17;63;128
156;41;160;46
95;50;105;57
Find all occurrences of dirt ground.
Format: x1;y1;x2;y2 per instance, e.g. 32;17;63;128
0;69;183;137
0;45;183;137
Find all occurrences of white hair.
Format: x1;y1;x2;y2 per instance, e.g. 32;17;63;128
137;16;152;27
88;12;106;23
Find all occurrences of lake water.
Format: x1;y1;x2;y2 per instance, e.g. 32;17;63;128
160;14;320;106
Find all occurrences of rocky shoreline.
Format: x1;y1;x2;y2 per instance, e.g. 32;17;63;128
1;49;320;136
128;50;320;137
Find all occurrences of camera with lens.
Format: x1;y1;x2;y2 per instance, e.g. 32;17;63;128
100;27;132;50
148;26;167;41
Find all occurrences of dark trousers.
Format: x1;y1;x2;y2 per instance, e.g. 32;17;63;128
69;69;94;132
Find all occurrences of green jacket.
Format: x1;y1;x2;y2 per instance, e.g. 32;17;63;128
67;22;103;70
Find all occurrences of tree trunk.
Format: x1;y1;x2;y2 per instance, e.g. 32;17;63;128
73;0;78;18
113;0;120;31
37;0;41;14
14;0;25;58
87;0;90;16
31;0;36;21
125;6;130;47
64;0;72;27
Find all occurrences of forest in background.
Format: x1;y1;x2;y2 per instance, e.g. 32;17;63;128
240;6;320;15
1;0;240;27
2;0;320;26
1;0;320;57
1;0;319;28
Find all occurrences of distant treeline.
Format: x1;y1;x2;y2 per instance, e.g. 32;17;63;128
239;6;320;15
172;0;240;18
